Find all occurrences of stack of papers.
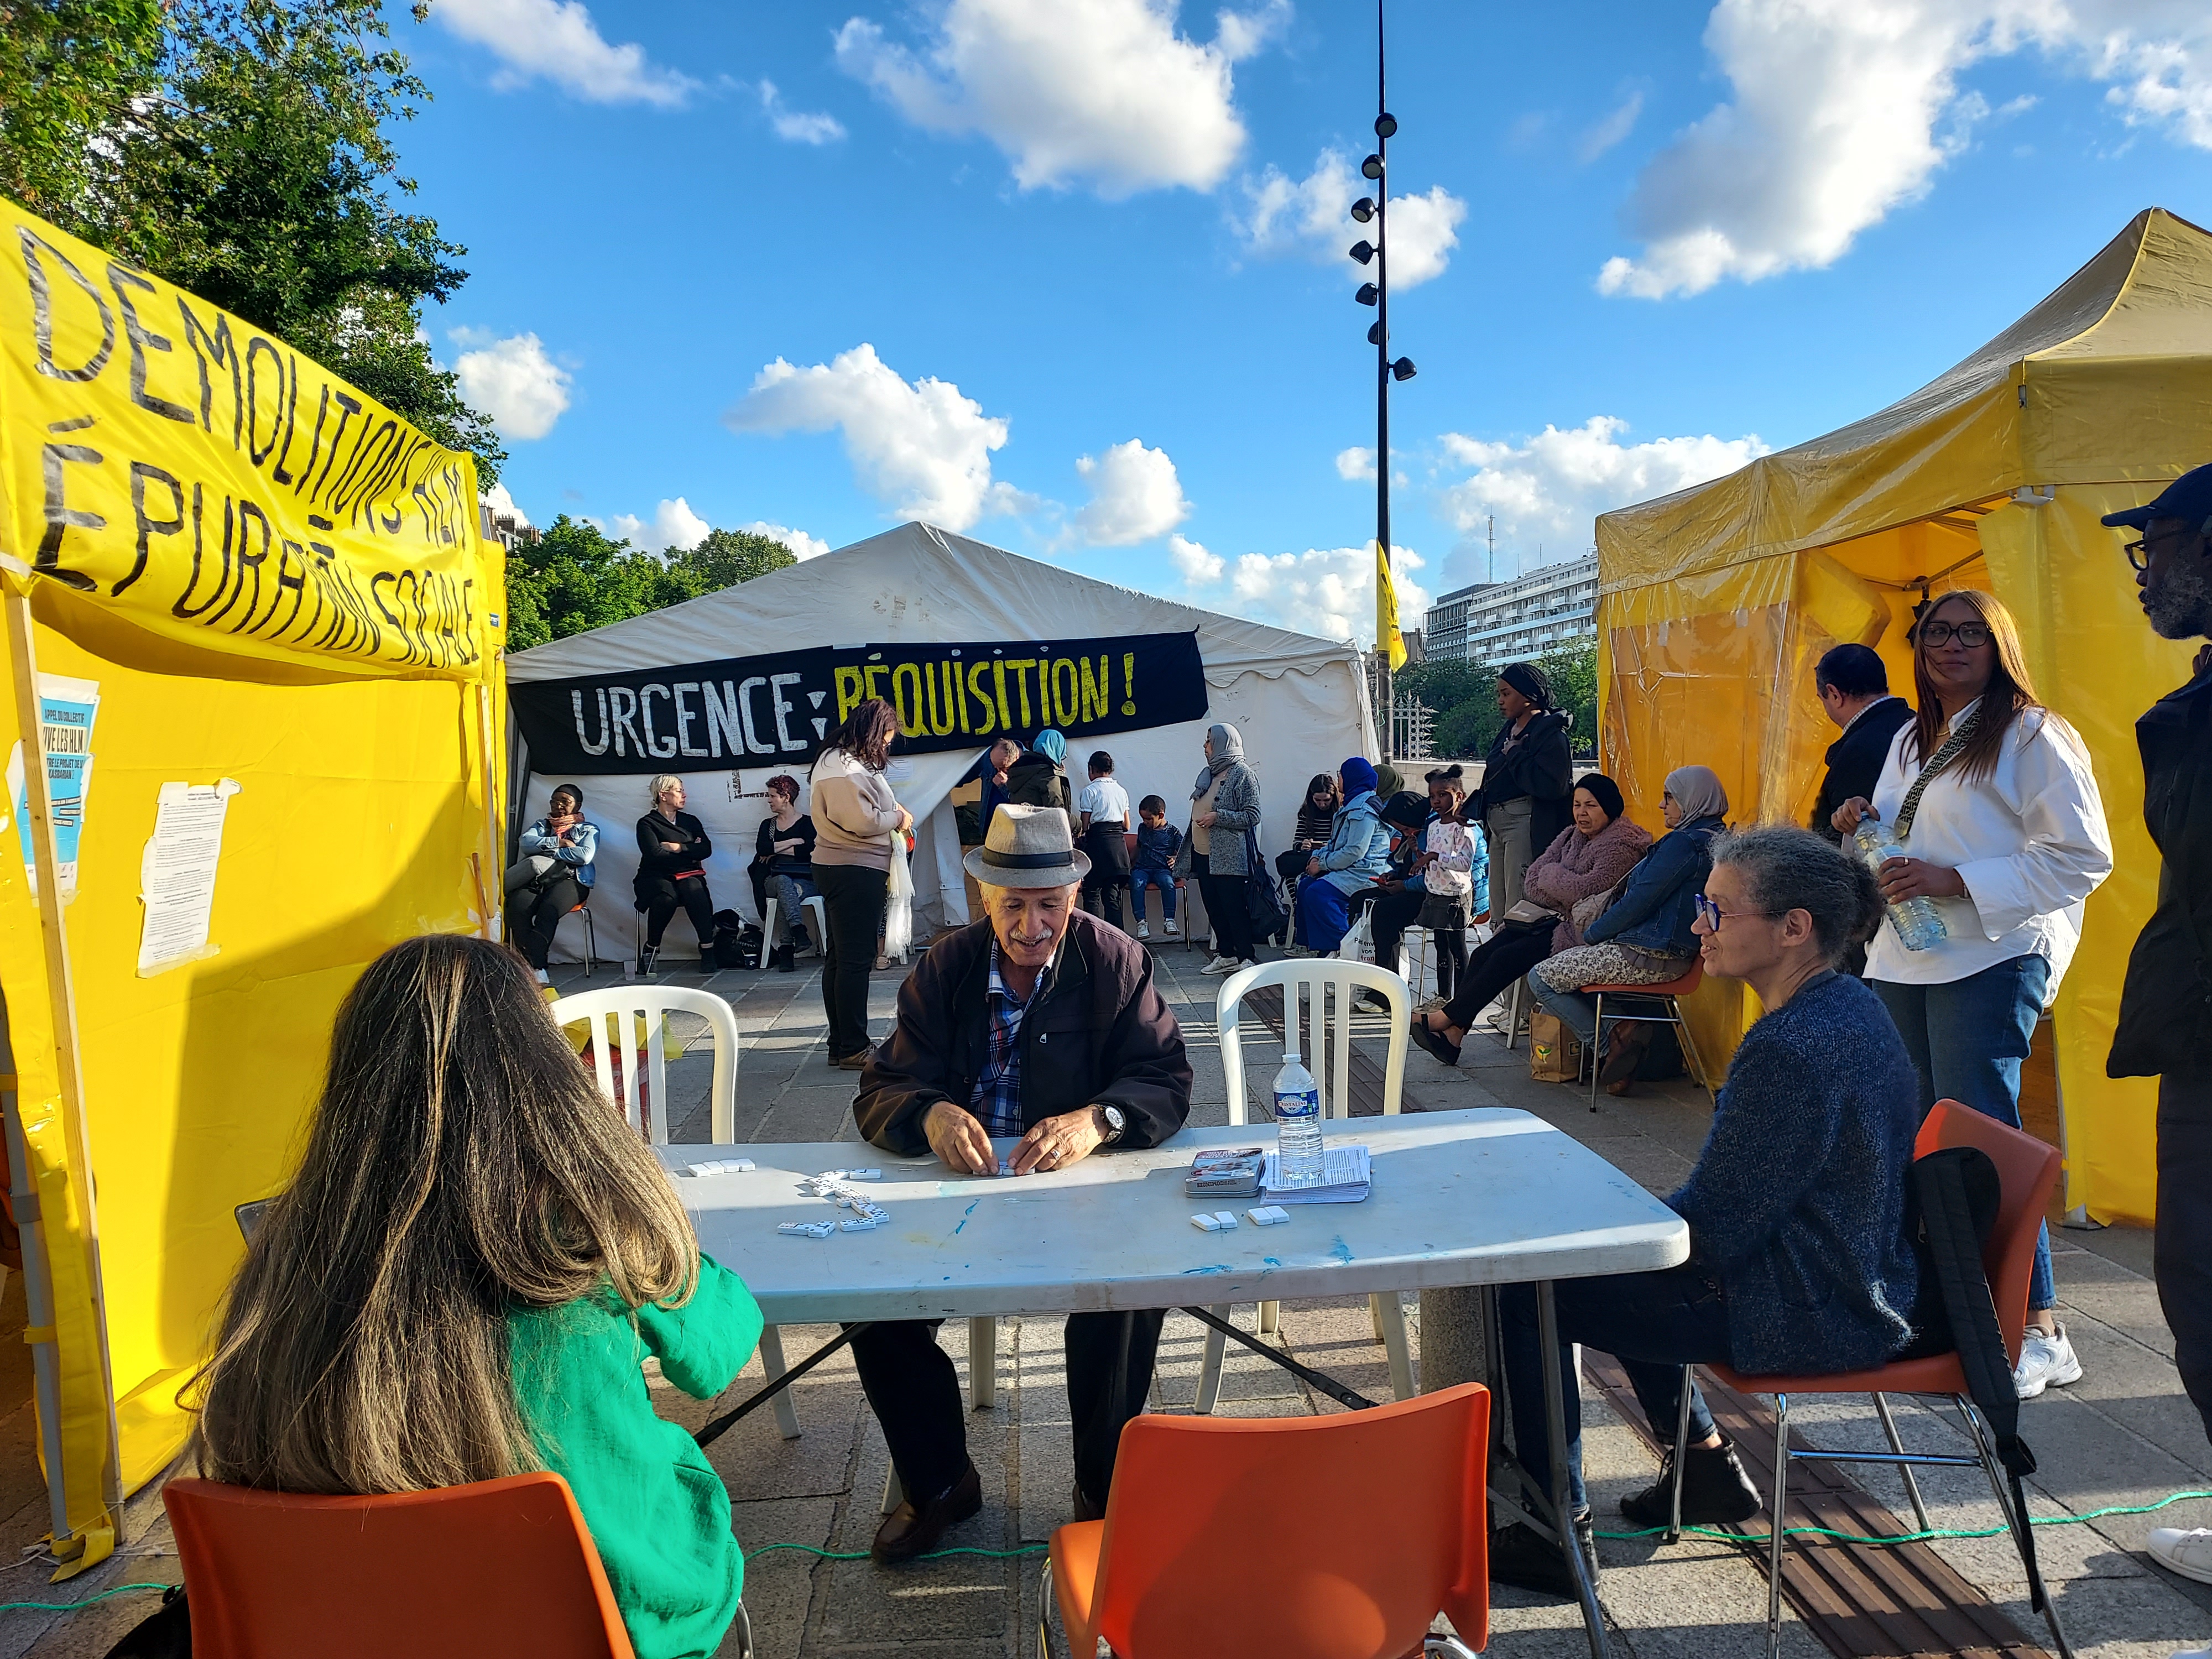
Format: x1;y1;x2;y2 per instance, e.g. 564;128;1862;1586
1261;1144;1371;1204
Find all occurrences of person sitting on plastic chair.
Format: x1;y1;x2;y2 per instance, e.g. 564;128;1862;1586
1490;828;1924;1600
187;935;765;1659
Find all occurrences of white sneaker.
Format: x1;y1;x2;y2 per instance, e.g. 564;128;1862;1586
2013;1323;2084;1398
1137;921;1151;940
1164;919;1180;936
2150;1526;2212;1585
1281;943;1314;958
1199;954;1240;975
534;968;551;987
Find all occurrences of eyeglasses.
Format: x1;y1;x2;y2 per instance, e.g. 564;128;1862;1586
1693;893;1781;932
2122;526;2195;572
1916;620;1992;649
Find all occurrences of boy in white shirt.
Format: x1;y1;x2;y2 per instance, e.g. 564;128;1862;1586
1076;750;1133;930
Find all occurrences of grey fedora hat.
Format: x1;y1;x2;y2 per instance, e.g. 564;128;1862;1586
963;803;1091;888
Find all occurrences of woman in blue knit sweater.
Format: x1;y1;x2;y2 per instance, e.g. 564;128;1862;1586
1491;826;1924;1598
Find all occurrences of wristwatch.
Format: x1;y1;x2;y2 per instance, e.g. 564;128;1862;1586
1098;1105;1126;1145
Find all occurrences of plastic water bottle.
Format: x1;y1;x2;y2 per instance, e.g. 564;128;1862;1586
1851;818;1947;952
1272;1057;1324;1187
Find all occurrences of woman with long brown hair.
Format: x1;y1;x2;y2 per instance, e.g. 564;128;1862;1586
809;698;914;1067
1833;587;2112;1399
189;934;763;1659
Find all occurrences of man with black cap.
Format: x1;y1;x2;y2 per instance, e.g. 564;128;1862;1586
2102;464;2212;1619
849;804;1192;1564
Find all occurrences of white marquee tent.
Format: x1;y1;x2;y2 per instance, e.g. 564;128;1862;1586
504;521;1378;962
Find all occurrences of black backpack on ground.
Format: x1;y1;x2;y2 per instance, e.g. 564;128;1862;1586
711;910;759;969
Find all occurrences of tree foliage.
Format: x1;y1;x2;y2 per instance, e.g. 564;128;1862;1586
1404;641;1600;761
505;522;801;653
0;0;504;481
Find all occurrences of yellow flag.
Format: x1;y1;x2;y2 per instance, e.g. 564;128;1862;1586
1375;539;1406;670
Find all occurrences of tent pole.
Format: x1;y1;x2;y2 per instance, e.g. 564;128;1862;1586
0;1028;73;1546
2;586;125;1545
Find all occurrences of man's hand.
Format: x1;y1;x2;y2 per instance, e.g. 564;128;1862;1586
991;768;1010;787
1877;855;1965;903
1831;796;1874;834
1010;1108;1108;1175
923;1102;999;1175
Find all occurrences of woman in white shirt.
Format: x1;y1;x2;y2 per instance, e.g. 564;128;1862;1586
1834;589;2113;1400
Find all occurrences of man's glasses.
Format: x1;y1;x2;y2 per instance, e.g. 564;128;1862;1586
2122;526;2194;572
1916;620;1992;649
1693;893;1780;932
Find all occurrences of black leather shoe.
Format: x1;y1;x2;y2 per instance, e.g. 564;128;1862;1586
1488;1515;1598;1600
872;1464;983;1564
769;944;795;973
1619;1439;1764;1529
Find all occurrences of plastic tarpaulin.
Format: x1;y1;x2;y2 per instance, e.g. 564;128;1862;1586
0;197;504;1561
1595;207;2212;1224
506;523;1376;957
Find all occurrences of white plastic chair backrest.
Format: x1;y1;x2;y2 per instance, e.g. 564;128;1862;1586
1214;959;1407;1126
547;985;738;1145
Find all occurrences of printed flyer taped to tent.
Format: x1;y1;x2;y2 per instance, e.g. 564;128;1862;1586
6;672;98;901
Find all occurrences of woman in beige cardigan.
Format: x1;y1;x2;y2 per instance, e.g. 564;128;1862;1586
809;699;913;1067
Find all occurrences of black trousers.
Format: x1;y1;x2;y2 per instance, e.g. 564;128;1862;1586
1368;888;1426;975
2160;1066;2212;1444
643;874;714;954
1079;827;1129;930
509;873;581;971
814;862;886;1060
1191;853;1254;962
1440;926;1554;1031
1500;1261;1730;1517
1430;922;1468;1002
748;861;770;924
852;1311;1168;1506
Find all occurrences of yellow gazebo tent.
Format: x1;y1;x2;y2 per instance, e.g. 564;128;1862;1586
1594;206;2212;1226
0;199;505;1569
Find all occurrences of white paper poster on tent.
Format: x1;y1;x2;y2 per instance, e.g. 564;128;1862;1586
137;779;241;977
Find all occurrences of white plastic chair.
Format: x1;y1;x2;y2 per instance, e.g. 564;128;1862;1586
1197;958;1414;1412
761;891;829;961
547;986;801;1439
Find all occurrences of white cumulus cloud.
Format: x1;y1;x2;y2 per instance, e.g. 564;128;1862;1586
1436;415;1768;577
1238;149;1465;288
737;520;834;561
1071;439;1191;545
429;0;696;106
1167;533;1224;584
451;330;572;441
1599;0;2212;299
723;343;1021;531
604;497;711;554
1219;543;1427;644
833;0;1284;197
1335;446;1377;482
758;80;846;144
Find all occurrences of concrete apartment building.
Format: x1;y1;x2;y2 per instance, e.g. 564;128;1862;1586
1422;554;1599;666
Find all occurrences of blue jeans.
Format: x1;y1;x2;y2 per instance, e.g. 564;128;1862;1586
1873;954;2056;1311
1530;975;1598;1046
1500;1261;1730;1517
1128;867;1177;921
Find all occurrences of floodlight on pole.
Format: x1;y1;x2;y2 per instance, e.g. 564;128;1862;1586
1349;240;1375;264
1350;197;1376;223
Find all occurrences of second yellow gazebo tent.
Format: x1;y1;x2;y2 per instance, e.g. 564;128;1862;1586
1594;205;2212;1225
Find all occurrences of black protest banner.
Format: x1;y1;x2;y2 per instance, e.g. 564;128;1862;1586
509;630;1209;775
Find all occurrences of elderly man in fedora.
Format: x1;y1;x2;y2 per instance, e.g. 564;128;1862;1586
851;804;1192;1564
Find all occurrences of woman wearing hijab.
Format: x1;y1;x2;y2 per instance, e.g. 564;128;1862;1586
1410;774;1651;1067
1004;729;1074;826
1290;758;1393;958
1529;766;1730;1087
1473;662;1576;921
1173;723;1263;974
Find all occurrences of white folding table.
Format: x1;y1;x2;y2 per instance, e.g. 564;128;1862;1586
660;1106;1688;1657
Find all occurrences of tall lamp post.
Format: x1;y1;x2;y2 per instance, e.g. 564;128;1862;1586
1350;1;1415;757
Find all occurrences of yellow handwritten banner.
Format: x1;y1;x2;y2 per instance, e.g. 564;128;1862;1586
0;197;492;677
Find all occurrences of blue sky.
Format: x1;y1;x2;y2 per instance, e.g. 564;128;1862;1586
399;0;2212;642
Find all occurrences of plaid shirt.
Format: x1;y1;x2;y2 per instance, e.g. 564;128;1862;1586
969;938;1056;1138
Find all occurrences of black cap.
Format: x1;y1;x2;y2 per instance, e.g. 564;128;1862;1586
2101;461;2212;533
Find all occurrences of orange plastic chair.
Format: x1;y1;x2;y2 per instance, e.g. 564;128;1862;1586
1666;1100;2070;1659
1046;1383;1490;1659
1584;957;1714;1109
164;1472;639;1658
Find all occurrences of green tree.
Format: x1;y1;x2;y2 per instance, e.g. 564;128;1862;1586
1402;640;1600;760
0;0;504;482
505;520;804;652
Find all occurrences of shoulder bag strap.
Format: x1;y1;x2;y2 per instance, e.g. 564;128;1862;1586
1893;706;1980;841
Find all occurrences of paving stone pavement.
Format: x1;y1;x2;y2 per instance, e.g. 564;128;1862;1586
8;936;2208;1658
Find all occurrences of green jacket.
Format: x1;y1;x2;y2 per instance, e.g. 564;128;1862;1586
508;1256;764;1659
